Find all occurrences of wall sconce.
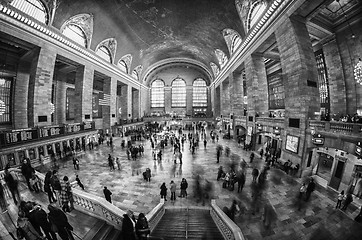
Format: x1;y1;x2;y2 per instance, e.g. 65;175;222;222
325;147;328;150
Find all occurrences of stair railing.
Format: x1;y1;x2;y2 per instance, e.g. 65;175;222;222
5;168;126;230
210;199;245;240
146;199;165;232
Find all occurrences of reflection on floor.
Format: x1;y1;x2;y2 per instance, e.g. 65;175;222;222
3;130;362;240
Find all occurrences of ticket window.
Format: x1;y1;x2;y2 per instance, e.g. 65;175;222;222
76;138;81;151
18;150;26;161
69;139;74;150
28;148;36;160
47;144;54;156
63;141;68;152
38;146;45;158
55;142;61;156
6;153;16;167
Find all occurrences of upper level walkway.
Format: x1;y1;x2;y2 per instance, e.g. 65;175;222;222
1;130;362;239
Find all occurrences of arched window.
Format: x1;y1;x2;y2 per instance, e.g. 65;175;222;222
96;46;112;63
215;49;228;68
0;78;12;123
172;78;186;107
193;78;207;107
62;24;87;47
247;1;267;31
151;80;165;108
231;35;242;54
118;60;128;73
132;70;139;81
11;0;48;24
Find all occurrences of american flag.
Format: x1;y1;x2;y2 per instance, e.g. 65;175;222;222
98;92;111;106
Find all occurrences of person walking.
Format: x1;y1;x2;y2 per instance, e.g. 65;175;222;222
21;158;35;191
135;213;150;240
103;187;112;203
236;171;246;193
179;178;188;198
76;175;85;190
16;210;43;240
0;182;7;212
27;203;57;240
50;170;62;204
298;183;307;210
122;210;136;240
4;167;20;205
250;152;255;163
252;168;259;183
44;171;57;204
305;178;315;201
170;180;176;201
341;192;353;211
48;204;75;240
108;154;115;171
336;190;344;209
115;157;121;171
60;176;73;213
160;182;167;201
72;158;79;170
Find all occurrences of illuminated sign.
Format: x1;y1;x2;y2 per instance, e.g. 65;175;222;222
312;134;325;145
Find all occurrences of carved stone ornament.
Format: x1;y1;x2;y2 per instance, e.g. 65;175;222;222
210;62;220;77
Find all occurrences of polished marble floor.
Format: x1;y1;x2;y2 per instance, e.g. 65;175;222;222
10;129;362;240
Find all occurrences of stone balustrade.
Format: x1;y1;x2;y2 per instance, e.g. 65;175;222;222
309;120;362;135
210;200;245;240
0;168;126;230
146;199;165;232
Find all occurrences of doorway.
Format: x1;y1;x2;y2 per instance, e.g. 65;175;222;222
329;155;347;190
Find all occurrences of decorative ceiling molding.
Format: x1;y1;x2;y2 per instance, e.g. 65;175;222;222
143;58;213;85
60;13;94;48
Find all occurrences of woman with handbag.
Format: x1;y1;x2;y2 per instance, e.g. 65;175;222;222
47;204;74;240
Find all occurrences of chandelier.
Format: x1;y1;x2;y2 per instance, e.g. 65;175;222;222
354;58;362;86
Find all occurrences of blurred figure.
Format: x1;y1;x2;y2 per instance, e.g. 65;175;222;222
48;204;74;240
135;213;150;240
122;210;136;240
4;167;20;205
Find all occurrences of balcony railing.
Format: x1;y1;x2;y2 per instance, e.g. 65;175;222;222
309;120;362;135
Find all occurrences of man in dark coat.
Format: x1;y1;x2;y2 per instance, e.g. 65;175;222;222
27;203;57;240
48;204;74;240
122;210;136;240
4;168;20;205
103;187;112;203
305;178;315;201
21;158;35;191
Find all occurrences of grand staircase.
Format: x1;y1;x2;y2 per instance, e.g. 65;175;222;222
82;219;121;240
151;208;224;240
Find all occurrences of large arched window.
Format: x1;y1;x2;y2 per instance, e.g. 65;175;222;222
215;49;228;68
62;24;87;47
247;1;267;31
231;35;242;54
131;70;139;81
172;78;186;107
118;60;128;73
193;78;207;107
151;80;165;108
0;78;12;124
11;0;48;24
96;46;112;63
